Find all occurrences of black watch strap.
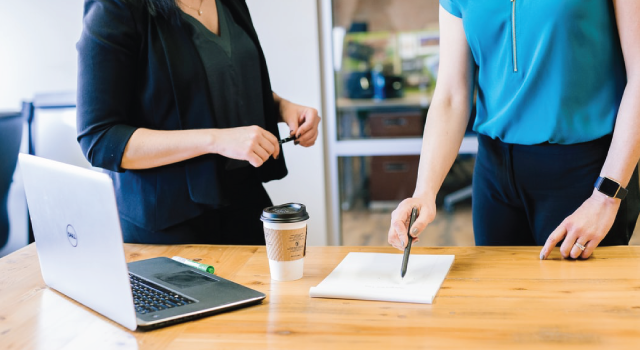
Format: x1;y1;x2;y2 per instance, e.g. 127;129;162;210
594;176;628;200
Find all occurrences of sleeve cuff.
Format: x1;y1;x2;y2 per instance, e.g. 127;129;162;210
87;124;137;173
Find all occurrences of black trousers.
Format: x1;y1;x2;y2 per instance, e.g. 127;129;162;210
121;168;272;245
472;133;640;246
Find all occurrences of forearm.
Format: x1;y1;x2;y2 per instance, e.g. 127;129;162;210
272;91;282;106
412;6;476;201
121;128;214;169
414;94;472;200
600;78;640;187
272;91;285;122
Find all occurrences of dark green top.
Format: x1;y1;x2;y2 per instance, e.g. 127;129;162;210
180;0;266;131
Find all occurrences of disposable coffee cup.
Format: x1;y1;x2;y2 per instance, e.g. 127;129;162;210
260;203;310;281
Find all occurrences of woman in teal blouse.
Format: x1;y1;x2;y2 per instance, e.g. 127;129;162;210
389;0;640;260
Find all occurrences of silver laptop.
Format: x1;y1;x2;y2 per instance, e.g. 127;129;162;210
19;154;266;331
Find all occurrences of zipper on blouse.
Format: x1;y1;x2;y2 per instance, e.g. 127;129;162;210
510;0;518;72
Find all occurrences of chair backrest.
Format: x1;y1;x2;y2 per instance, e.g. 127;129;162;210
0;111;24;192
0;110;25;247
30;92;90;169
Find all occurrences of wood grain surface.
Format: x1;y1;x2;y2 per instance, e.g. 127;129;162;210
1;244;640;350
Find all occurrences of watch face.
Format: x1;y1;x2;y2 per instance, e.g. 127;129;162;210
597;177;620;197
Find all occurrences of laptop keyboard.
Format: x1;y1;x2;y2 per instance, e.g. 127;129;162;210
129;274;196;314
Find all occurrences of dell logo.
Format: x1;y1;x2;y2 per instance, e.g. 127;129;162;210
66;224;78;247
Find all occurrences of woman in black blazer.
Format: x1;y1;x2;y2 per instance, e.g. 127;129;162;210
76;0;321;244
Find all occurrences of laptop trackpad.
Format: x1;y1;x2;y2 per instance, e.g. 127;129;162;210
152;270;217;289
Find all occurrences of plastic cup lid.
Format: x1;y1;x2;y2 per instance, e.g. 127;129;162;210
261;203;310;223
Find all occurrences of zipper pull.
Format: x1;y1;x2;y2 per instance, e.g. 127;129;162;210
510;0;517;72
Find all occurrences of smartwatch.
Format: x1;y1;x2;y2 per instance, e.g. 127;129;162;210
594;176;628;200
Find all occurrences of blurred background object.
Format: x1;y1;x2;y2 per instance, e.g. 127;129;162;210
0;110;24;250
28;92;90;169
322;0;478;245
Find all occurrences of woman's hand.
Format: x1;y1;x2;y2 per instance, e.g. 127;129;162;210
277;97;321;147
540;190;621;260
211;126;280;167
388;197;437;250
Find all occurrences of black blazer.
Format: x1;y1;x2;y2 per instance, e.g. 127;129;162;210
77;0;288;231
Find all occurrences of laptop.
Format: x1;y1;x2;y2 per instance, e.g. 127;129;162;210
18;154;266;331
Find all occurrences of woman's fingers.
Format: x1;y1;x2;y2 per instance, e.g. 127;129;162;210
245;151;265;167
568;238;588;259
541;219;601;260
391;211;410;248
559;231;579;259
258;128;280;159
295;109;319;135
296;128;318;147
568;236;601;259
387;214;407;250
245;142;269;167
387;225;404;250
388;199;433;250
409;208;433;238
215;126;286;166
254;131;280;162
389;206;410;250
540;195;617;260
293;109;320;146
253;146;271;165
540;223;566;260
580;240;599;259
241;126;279;166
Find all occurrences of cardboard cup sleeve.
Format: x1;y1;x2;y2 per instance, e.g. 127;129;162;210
264;227;307;262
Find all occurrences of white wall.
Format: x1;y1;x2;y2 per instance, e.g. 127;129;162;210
0;0;83;111
0;0;83;257
0;0;328;251
246;0;328;245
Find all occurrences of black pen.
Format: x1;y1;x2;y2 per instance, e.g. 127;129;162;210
401;207;419;278
279;134;297;145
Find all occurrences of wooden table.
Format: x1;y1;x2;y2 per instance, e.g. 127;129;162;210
1;244;640;350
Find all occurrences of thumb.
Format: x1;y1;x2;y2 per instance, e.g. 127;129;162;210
409;210;431;237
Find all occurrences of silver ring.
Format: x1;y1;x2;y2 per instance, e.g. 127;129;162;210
574;242;586;251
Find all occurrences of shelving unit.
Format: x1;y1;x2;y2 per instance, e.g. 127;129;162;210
319;0;477;245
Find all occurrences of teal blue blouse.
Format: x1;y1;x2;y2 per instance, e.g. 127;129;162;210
440;0;626;145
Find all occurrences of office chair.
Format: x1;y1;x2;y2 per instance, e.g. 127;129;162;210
0;109;25;249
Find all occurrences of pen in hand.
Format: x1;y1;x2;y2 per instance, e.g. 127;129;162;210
400;207;419;279
279;134;298;145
